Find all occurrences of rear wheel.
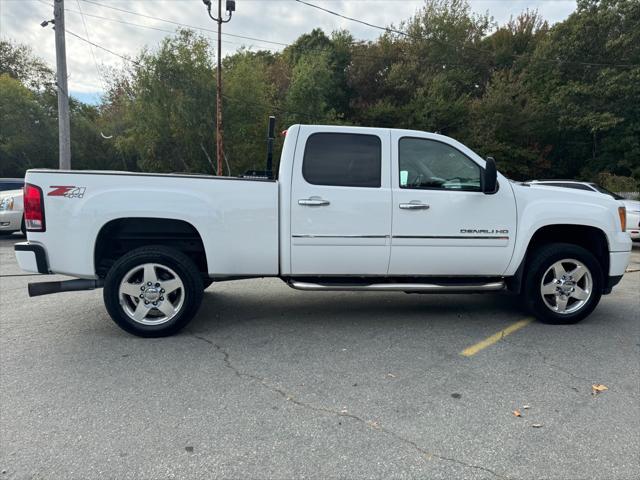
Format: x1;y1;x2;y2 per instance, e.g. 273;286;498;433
104;246;203;337
523;243;603;324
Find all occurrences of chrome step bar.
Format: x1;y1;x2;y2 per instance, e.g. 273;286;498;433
288;280;505;292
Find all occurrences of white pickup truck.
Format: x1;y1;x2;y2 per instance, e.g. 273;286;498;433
15;124;631;337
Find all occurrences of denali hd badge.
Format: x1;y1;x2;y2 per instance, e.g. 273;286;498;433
48;186;87;198
460;229;509;234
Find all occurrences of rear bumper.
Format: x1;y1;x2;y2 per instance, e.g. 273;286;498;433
14;242;50;274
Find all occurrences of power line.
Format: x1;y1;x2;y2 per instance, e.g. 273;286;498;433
79;0;288;46
78;0;640;69
294;0;409;38
75;0;105;98
66;8;255;46
65;29;141;65
294;0;639;68
37;0;256;46
63;29;318;121
64;0;468;67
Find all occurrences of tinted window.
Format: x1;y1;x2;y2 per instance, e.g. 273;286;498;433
399;138;481;191
0;182;23;192
302;133;382;188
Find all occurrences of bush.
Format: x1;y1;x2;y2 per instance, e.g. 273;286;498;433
596;172;639;192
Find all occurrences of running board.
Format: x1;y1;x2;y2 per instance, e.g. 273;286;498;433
288;280;505;292
28;279;104;297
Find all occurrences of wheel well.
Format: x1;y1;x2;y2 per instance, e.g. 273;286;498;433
94;218;208;278
508;224;609;293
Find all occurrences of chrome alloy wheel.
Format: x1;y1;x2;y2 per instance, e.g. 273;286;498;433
540;258;593;314
118;263;185;325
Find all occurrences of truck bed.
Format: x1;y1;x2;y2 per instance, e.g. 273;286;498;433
24;169;280;278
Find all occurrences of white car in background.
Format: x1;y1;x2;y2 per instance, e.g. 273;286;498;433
528;180;640;241
0;189;25;235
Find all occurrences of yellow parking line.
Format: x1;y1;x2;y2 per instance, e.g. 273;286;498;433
460;318;533;357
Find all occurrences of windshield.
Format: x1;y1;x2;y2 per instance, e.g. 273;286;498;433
591;184;624;200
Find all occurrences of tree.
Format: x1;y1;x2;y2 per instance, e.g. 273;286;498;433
527;0;640;181
0;74;57;177
0;41;54;91
114;29;216;173
284;52;338;125
469;71;550;179
223;50;275;174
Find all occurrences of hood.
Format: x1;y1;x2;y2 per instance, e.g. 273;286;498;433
515;182;622;209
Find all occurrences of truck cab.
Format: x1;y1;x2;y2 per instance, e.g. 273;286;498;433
280;125;515;277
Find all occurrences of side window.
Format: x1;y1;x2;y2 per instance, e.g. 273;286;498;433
302;133;382;188
399;138;481;191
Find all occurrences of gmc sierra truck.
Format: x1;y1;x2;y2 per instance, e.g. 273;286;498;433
15;124;631;337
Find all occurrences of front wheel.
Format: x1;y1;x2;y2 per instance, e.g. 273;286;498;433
523;243;603;325
104;246;203;337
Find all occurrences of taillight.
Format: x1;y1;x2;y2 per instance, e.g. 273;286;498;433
24;183;46;232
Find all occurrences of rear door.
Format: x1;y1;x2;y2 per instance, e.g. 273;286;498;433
290;126;392;275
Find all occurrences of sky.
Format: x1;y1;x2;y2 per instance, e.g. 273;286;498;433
0;0;578;103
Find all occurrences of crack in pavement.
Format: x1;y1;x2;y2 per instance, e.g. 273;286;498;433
502;338;594;383
193;334;510;480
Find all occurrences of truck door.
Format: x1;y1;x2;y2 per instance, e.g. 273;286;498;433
290;127;392;275
389;132;517;275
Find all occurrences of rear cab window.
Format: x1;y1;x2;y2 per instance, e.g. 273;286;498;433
302;133;382;188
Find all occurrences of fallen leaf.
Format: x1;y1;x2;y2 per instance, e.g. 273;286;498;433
531;423;543;428
340;408;349;414
513;410;522;417
367;420;380;429
386;373;396;378
592;384;608;394
523;405;530;410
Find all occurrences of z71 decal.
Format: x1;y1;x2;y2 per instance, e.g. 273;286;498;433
48;186;87;198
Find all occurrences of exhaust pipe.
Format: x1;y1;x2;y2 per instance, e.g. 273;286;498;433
28;279;104;297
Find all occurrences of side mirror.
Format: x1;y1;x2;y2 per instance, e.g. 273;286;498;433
483;157;497;194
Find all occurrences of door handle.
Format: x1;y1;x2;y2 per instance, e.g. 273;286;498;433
399;202;430;210
298;197;330;206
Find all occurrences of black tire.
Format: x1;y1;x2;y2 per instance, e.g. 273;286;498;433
523;243;603;325
103;246;203;337
203;279;214;290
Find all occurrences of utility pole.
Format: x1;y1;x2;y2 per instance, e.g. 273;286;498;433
203;0;235;176
53;0;71;169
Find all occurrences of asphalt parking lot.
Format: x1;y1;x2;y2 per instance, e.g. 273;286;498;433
1;234;639;479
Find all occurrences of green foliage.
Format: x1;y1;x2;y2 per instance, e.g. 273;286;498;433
223;50;275;174
122;29;216;173
596;172;639;192
1;0;639;186
0;74;57;176
0;41;54;91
